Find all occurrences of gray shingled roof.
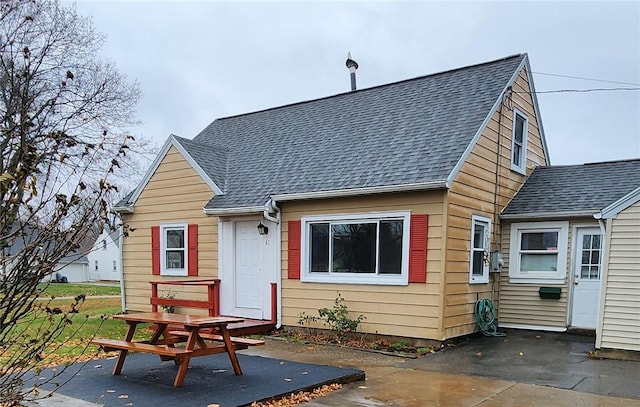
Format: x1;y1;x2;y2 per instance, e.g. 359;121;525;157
165;55;527;209
502;159;640;217
173;136;229;192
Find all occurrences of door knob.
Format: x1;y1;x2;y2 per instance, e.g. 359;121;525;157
574;275;579;285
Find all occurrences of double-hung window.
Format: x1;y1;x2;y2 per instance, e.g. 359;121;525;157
511;109;528;174
509;221;568;283
161;224;188;276
469;215;491;284
301;211;410;285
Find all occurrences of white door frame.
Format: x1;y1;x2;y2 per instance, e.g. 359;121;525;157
569;224;604;329
218;217;277;320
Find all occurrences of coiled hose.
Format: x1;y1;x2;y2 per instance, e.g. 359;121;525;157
475;298;506;337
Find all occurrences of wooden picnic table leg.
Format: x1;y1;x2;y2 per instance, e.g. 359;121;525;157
173;327;198;387
219;325;243;375
113;321;138;375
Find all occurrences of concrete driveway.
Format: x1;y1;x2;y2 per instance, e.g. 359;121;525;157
245;329;640;406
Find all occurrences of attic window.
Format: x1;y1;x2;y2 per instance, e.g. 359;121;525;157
511;109;528;174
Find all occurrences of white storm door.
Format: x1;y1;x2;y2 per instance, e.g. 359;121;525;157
234;221;263;319
571;228;603;329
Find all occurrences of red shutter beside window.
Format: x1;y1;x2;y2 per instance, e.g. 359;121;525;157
151;225;160;275
188;224;198;276
288;220;301;279
408;214;428;283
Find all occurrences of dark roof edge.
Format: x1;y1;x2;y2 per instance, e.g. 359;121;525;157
214;53;525;122
500;210;598;220
530;157;640;171
446;54;528;187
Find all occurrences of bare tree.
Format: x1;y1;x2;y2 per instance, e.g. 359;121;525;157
0;1;143;404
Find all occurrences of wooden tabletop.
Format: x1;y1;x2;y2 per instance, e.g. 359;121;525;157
113;312;243;328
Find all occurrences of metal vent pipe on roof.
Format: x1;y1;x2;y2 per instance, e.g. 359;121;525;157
345;52;358;91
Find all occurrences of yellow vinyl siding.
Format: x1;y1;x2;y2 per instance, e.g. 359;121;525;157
444;66;547;338
600;201;640;351
120;146;217;312
280;190;446;340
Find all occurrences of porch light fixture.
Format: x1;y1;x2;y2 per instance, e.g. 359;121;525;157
257;222;269;236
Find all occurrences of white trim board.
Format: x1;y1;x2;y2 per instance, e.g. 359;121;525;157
126;135;223;210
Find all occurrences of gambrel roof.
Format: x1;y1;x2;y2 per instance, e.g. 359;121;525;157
502;159;640;219
118;53;542;213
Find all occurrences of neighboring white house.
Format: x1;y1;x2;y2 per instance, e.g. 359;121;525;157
87;228;121;281
53;254;90;283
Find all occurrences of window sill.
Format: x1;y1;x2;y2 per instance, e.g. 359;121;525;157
302;274;408;286
508;277;565;285
469;278;489;284
510;165;526;175
161;270;188;277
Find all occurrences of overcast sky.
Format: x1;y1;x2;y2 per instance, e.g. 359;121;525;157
74;0;640;167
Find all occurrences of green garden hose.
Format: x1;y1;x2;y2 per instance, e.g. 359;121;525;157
475;298;506;337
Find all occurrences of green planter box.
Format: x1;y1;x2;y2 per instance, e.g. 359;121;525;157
538;286;561;300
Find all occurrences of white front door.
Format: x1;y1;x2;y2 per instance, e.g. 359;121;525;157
219;218;277;320
234;221;263;319
570;227;603;329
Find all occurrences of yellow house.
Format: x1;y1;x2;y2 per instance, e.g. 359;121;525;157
115;53;550;342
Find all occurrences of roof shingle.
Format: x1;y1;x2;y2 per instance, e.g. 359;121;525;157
168;55;527;209
502;159;640;217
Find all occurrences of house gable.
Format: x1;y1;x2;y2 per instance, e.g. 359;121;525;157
119;135;223;213
443;61;549;338
446;55;550;188
120;145;219;312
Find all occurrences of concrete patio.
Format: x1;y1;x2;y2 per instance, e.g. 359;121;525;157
23;329;640;406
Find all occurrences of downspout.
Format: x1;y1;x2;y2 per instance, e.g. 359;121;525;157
263;199;280;224
595;218;608;348
264;199;282;328
118;223;126;312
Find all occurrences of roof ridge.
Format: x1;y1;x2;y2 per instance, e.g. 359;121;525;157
535;157;640;170
214;53;525;122
173;134;230;152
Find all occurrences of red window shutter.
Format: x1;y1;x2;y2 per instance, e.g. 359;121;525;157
188;224;198;276
288;220;301;279
408;214;428;283
151;226;160;275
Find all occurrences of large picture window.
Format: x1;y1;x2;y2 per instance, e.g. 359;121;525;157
509;221;568;283
161;224;188;276
302;212;410;285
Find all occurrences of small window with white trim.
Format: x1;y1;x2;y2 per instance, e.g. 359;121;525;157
511;109;528;174
509;221;569;283
161;224;188;276
469;215;491;284
301;211;410;285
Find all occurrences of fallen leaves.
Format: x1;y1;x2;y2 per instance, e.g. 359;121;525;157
249;383;342;407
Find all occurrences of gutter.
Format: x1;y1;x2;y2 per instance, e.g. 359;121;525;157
203;206;264;216
113;205;134;214
271;181;447;202
500;210;597;220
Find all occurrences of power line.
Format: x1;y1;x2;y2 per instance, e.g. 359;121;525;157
515;87;640;94
532;71;640;86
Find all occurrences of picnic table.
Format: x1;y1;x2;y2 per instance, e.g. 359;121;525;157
91;312;264;387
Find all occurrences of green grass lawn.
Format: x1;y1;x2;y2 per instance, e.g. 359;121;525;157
1;297;147;368
37;282;121;298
